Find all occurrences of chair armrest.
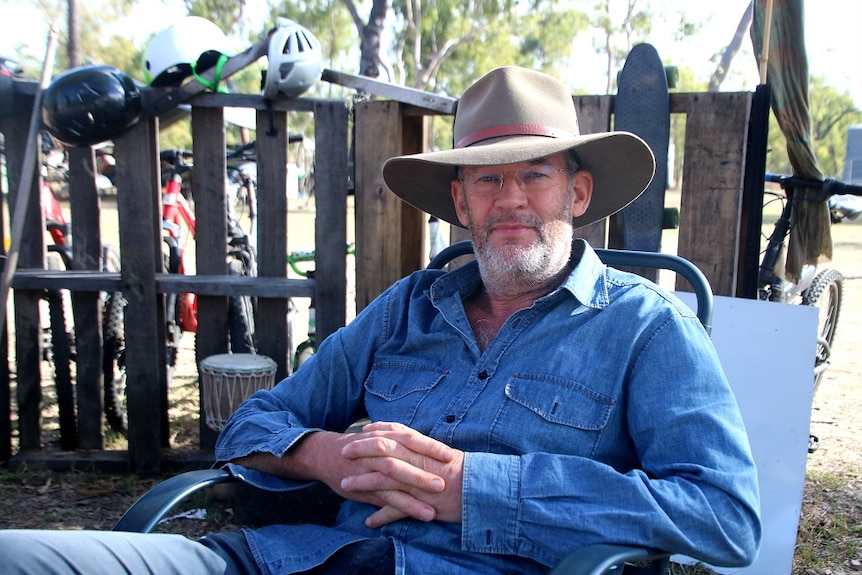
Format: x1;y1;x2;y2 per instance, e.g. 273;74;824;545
549;544;671;575
113;469;236;533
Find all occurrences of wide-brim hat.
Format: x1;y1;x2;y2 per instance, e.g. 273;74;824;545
382;66;655;228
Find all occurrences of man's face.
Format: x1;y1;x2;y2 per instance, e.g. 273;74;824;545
451;152;592;286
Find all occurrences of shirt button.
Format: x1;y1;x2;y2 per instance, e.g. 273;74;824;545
445;415;456;423
478;370;489;380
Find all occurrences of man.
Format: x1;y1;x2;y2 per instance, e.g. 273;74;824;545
0;66;760;574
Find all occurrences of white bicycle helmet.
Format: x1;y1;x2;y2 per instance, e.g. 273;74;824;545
144;16;233;87
261;17;323;99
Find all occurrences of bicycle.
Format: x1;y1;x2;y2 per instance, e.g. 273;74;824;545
102;148;260;435
159;148;259;356
38;159;125;444
758;173;862;451
286;243;355;372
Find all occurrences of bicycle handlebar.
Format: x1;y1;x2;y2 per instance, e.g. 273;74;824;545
765;173;862;197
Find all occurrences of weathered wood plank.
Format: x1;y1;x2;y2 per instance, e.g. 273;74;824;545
67;146;104;449
5;113;45;451
189;92;317;113
0;111;10;461
313;100;349;346
11;270;315;298
677;92;751;296
191;106;229;450
114;116;166;473
321;69;457;114
355;100;413;311
254;108;290;380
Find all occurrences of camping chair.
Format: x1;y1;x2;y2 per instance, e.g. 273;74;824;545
114;242;714;575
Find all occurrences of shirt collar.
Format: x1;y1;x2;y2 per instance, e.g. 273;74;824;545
560;239;610;311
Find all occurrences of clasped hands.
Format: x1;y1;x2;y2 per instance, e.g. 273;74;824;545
316;421;464;528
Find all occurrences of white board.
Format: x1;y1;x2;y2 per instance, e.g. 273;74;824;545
675;293;818;574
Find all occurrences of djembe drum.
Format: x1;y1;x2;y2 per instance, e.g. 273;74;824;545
200;353;278;430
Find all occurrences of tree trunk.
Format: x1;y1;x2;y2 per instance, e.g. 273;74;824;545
362;0;389;78
708;1;753;92
67;0;82;68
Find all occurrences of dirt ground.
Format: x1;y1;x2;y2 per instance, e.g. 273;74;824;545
1;197;862;572
804;215;862;476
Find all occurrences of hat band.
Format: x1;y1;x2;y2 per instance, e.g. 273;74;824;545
455;123;571;149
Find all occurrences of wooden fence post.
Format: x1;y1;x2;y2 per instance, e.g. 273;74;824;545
354;101;425;309
67;146;105;449
114;116;166;474
5;114;45;451
677;92;752;296
253;108;289;381
191;106;229;450
313;100;349;344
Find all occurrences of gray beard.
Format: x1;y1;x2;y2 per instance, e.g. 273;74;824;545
474;216;574;290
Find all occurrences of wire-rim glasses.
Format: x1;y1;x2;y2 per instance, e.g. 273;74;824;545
459;165;570;196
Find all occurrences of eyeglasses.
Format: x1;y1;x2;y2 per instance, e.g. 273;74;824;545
459;165;569;196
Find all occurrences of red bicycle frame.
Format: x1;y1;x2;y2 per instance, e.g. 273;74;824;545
161;171;198;333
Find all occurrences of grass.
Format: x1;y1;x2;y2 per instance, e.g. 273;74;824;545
794;470;862;573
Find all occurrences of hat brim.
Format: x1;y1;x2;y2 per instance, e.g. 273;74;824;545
382;131;655;229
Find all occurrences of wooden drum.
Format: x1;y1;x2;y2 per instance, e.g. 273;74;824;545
200;353;278;430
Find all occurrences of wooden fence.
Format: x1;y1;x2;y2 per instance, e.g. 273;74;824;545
1;74;764;473
2;82;349;473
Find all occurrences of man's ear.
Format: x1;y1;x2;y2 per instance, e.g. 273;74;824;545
571;170;593;218
451;179;470;227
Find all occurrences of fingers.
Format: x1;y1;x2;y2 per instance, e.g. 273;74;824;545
344;422;455;463
336;422;464;526
340;465;444;495
364;504;416;528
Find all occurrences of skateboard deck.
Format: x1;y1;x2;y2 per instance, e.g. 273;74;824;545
614;43;670;280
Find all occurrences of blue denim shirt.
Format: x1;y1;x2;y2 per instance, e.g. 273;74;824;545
215;240;761;575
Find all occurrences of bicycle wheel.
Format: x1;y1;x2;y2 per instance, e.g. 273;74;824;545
45;288;76;449
44;252;76;450
102;292;127;435
164;292;182;389
227;258;257;353
801;268;843;395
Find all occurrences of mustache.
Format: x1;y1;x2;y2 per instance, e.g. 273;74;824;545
482;213;544;233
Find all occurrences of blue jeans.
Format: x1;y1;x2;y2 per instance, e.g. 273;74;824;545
0;529;394;575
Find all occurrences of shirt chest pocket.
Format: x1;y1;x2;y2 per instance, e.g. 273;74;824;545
491;373;615;455
364;360;448;426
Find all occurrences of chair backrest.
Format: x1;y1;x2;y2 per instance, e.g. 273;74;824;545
427;240;713;334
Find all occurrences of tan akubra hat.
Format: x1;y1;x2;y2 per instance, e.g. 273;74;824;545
382;66;655;228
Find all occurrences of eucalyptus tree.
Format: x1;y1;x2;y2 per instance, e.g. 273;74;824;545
389;0;588;95
590;0;652;94
764;77;862;178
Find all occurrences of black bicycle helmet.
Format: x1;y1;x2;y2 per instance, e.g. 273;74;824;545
41;64;142;147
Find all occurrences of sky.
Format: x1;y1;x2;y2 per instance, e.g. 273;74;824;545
1;0;860;108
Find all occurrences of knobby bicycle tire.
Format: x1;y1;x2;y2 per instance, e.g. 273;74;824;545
102;292;128;435
44;252;76;450
165;292;182;389
801;268;843;395
227;257;257;354
46;286;76;450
